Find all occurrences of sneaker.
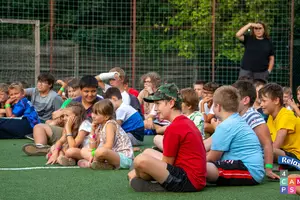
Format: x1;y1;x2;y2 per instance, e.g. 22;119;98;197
77;159;91;168
91;161;114;170
130;177;166;192
58;155;76;166
25;134;34;141
22;143;50;156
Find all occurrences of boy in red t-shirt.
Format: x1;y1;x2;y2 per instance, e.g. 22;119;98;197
128;83;206;192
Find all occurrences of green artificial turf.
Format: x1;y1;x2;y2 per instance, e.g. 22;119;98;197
0;137;299;200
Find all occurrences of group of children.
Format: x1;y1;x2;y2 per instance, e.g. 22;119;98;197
0;67;300;194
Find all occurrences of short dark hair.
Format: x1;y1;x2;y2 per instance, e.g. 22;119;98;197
233;80;256;106
194;80;206;85
79;75;98;89
104;87;122;100
38;73;55;89
258;83;283;106
203;82;219;93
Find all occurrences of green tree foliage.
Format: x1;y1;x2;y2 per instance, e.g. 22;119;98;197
161;0;280;61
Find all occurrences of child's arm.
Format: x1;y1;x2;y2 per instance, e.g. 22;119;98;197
65;116;78;148
287;99;300;117
89;122;99;149
116;119;123;126
162;156;175;165
272;129;288;149
4;97;18;117
46;133;66;165
253;124;280;179
95;72;120;90
206;150;223;162
103;122;117;149
74;130;89;147
56;80;67;97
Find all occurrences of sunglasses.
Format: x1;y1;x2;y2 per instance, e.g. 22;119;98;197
254;27;263;30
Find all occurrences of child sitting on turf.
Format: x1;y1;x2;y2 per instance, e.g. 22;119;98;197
284;86;300;117
259;83;300;170
253;79;268;121
206;86;264;186
104;87;144;146
233;80;279;179
128;83;206;192
193;80;206;101
0;82;40;139
22;76;102;155
45;102;86;165
0;83;9;117
25;73;63;122
46;78;81;126
282;87;293;110
78;99;133;169
153;88;204;151
199;82;219;136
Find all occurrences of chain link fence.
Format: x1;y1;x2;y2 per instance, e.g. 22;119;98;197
0;0;294;90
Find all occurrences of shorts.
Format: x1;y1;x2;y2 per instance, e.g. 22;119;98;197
161;164;198;192
127;132;143;146
212;160;258;186
48;125;64;145
118;153;133;169
281;149;300;171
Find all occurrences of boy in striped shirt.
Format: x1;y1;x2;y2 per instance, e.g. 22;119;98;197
233;80;279;179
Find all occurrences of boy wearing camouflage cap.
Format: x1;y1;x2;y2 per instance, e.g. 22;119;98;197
128;83;206;192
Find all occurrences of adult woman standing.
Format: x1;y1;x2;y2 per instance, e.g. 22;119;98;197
236;22;275;81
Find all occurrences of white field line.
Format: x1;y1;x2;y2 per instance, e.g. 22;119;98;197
0;166;80;171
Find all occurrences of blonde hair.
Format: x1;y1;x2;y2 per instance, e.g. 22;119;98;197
283;87;292;96
92;99;114;120
109;67;125;80
0;83;9;94
213;86;240;112
8;82;24;93
65;102;86;135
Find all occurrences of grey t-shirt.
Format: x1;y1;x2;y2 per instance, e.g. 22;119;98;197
25;88;63;121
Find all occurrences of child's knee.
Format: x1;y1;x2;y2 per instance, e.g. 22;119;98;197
95;148;109;158
133;154;148;169
65;148;75;157
153;135;162;145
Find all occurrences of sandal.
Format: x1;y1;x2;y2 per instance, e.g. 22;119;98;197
91;161;114;170
22;143;50;156
77;159;91;168
58;155;76;166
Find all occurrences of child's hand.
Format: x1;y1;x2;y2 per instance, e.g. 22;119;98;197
46;153;58;165
287;99;298;110
56;80;67;87
211;118;221;129
144;85;153;94
91;121;99;132
266;168;280;180
202;96;212;104
113;72;120;80
5;97;17;105
65;115;77;133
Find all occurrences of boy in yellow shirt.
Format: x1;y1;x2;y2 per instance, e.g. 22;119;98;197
259;83;300;170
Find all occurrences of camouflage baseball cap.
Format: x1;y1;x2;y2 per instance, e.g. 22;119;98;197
143;83;182;103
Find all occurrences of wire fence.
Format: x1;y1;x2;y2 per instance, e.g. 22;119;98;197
0;0;294;90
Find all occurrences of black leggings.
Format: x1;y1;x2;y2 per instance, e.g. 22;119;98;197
0;118;33;139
